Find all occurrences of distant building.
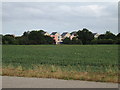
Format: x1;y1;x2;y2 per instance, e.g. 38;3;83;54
42;32;50;36
61;32;71;40
70;31;77;40
50;32;61;44
93;33;99;38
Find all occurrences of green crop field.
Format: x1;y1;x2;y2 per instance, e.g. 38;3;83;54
2;45;119;82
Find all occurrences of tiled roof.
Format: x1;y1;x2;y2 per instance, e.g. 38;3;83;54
70;31;77;36
61;32;68;37
41;32;46;34
50;32;57;35
93;33;97;35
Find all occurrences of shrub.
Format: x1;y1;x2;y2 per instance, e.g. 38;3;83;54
91;39;115;44
115;39;120;44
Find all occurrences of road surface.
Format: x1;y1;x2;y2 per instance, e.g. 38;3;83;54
2;76;119;88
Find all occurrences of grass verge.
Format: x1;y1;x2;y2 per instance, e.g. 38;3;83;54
2;65;119;83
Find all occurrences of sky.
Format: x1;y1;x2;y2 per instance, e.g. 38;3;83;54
2;2;118;36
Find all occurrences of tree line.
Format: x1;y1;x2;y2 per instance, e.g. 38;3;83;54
1;28;120;45
63;28;120;45
2;30;55;45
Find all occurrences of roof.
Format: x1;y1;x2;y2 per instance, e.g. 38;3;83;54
93;33;97;35
50;32;57;35
61;32;68;37
70;31;77;36
41;32;46;34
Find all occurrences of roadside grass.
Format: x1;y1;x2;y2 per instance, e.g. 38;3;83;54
2;64;119;83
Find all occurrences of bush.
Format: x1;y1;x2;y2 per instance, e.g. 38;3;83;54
91;39;115;44
71;37;82;45
115;39;120;44
63;37;82;45
91;39;98;44
2;35;16;45
62;37;72;44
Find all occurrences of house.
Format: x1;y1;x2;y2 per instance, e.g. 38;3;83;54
93;33;99;38
61;32;71;40
70;31;77;40
50;32;61;44
42;32;50;36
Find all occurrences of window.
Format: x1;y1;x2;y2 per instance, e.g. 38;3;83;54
58;36;61;41
58;36;60;39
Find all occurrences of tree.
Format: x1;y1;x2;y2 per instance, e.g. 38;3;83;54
44;36;55;44
23;31;29;37
92;39;115;44
104;31;116;40
98;31;116;40
2;34;16;44
0;34;2;45
91;39;98;44
28;30;46;44
15;36;29;45
63;37;72;44
71;37;82;44
98;34;106;39
115;33;120;44
77;28;94;44
116;33;120;39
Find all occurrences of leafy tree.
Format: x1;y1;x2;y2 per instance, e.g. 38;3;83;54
28;30;46;44
105;31;116;40
23;31;29;37
0;34;2;45
71;37;82;44
98;31;116;40
115;39;120;44
116;33;120;38
2;34;16;44
63;37;72;44
77;28;94;44
44;36;55;44
15;36;29;45
91;39;98;44
115;33;120;44
91;39;115;44
98;34;106;39
97;39;115;44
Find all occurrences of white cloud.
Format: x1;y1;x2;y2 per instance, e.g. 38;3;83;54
2;2;118;35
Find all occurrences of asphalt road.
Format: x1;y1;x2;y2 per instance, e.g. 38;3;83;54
2;76;119;88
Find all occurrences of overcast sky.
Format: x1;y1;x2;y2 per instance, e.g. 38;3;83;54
2;2;118;36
